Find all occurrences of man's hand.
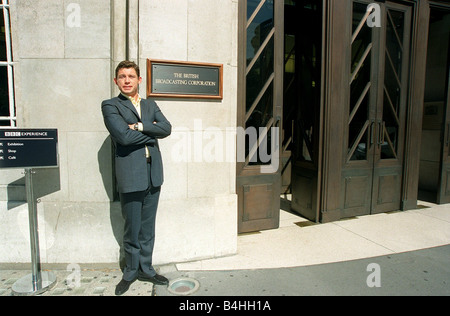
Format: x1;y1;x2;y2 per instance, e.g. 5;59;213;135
128;122;156;130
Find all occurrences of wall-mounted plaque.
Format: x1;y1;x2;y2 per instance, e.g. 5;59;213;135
147;59;223;99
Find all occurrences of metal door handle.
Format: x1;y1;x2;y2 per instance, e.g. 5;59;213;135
292;120;294;144
447;123;450;146
370;120;375;145
378;120;385;147
275;116;281;127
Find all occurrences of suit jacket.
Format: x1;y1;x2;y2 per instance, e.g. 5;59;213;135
102;94;172;193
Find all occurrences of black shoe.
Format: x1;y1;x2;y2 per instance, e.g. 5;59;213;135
115;278;135;296
138;272;169;285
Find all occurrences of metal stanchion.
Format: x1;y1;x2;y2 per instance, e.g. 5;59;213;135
12;168;56;296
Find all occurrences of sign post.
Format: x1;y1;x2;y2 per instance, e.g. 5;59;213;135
11;168;57;295
0;129;58;295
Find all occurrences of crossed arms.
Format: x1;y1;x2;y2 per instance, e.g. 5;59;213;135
101;101;172;147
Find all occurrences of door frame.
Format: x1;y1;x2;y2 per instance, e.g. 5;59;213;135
431;2;450;203
321;0;429;221
372;1;412;214
236;0;440;226
287;0;327;223
438;73;450;203
236;0;284;233
341;0;412;217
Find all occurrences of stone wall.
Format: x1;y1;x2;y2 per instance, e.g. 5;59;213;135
0;0;238;265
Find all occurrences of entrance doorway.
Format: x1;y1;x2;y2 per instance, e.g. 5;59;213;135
419;5;450;203
237;0;422;233
236;0;324;233
283;0;324;222
283;0;414;221
236;0;284;233
340;1;412;217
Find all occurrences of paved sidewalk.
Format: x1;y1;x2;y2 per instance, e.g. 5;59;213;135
1;199;449;296
177;200;450;271
155;245;450;296
0;266;154;296
2;245;448;296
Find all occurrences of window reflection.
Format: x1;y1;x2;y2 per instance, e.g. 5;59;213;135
349;2;373;161
245;0;275;166
0;8;7;60
247;0;274;65
0;66;8;118
381;9;406;159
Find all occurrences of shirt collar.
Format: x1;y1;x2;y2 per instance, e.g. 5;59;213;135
121;93;141;106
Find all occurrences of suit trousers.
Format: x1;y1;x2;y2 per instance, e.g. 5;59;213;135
120;162;161;281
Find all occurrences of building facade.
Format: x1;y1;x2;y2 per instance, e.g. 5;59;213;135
0;0;449;265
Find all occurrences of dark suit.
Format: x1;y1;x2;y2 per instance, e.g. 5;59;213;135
102;94;171;281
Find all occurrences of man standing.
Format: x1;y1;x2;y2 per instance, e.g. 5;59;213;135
102;61;172;295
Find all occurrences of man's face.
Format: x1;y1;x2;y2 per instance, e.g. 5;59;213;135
114;67;142;97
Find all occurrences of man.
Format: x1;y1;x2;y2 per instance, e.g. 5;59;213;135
102;61;172;295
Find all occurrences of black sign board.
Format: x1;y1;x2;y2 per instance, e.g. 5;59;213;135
0;129;58;169
147;59;223;99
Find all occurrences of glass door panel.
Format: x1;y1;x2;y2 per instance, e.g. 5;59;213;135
379;8;406;160
343;0;411;216
371;3;411;214
245;0;276;166
348;1;374;162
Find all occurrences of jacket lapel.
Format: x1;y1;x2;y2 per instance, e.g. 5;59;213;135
140;98;150;121
118;94;140;119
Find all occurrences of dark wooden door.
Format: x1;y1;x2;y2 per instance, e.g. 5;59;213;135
342;1;412;217
371;2;412;213
237;0;284;233
287;0;324;222
437;50;450;203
